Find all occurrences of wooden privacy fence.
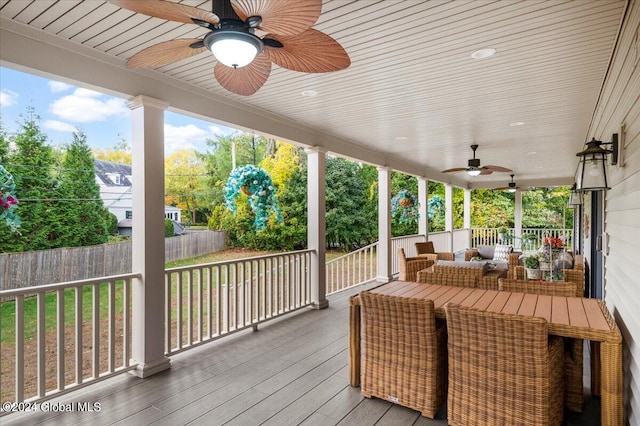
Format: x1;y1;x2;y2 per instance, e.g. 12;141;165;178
0;231;226;291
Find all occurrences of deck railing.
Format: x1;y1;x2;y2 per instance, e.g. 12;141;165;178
326;234;426;295
164;250;312;356
0;273;139;409
471;228;573;250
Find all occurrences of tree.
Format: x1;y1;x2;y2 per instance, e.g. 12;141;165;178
56;129;109;247
164;149;209;223
325;157;374;249
0;108;57;252
92;135;132;165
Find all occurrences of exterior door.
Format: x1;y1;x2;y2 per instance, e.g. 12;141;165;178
589;191;604;299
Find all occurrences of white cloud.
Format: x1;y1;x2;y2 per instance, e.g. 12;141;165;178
0;89;18;107
43;119;77;132
48;81;73;93
49;88;128;123
164;123;226;154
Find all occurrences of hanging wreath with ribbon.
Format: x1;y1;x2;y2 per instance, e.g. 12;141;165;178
391;189;419;224
224;165;283;231
0;165;21;232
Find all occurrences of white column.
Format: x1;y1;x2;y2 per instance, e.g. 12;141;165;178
445;184;454;252
128;95;170;378
515;190;523;249
464;188;471;248
306;147;328;309
377;166;392;282
418;177;429;238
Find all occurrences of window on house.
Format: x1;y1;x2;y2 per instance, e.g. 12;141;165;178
126;211;132;219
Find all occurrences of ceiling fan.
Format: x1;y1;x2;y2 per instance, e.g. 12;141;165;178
441;144;512;176
112;0;350;96
495;174;530;192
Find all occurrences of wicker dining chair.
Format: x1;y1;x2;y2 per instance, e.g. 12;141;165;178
415;241;455;261
445;303;564;426
398;247;434;281
416;271;478;288
359;291;447;418
499;277;585;412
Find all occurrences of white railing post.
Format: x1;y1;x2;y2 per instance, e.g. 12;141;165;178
464;188;471;249
515;191;523;249
128;95;171;377
445;184;454;252
306;147;328;309
418;177;429;238
377;166;392;282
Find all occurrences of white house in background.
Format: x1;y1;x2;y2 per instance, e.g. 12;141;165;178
94;160;182;234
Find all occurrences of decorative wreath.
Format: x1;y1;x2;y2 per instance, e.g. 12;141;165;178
391;189;419;224
224;165;283;231
0;165;20;232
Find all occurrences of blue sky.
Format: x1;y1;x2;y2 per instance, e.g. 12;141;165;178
0;66;238;155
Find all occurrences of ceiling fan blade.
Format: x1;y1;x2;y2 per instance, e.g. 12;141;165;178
484;165;513;172
231;0;321;36
113;0;219;25
127;39;207;69
479;168;494;175
441;167;467;173
214;52;271;96
265;29;350;72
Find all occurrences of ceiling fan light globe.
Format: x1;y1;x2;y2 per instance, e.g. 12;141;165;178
508;188;517;193
205;31;263;68
467;169;482;177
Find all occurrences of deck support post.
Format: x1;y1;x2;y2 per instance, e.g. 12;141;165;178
377;166;392;282
306;147;328;309
445;184;454;252
515;190;523;249
128;95;171;377
418;177;429;239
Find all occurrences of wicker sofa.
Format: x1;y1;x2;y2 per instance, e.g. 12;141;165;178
464;244;521;278
417;260;507;290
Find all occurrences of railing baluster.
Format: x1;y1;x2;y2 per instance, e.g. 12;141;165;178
75;287;83;385
197;269;203;342
165;274;171;353
92;283;99;379
187;270;193;346
124;278;130;366
57;288;65;391
109;281;116;373
15;294;24;402
177;272;183;349
37;293;45;397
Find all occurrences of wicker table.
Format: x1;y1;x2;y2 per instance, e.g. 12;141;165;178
349;281;623;426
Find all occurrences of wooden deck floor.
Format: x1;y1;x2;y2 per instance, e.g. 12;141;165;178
4;281;600;426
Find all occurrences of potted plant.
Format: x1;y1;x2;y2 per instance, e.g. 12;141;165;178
523;254;542;280
497;226;509;242
224;165;283;231
391;190;419;225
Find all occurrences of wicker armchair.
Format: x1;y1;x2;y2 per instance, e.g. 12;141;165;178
415;241;455;262
499;278;584;412
360;291;447;418
445;304;564;426
398;247;434;281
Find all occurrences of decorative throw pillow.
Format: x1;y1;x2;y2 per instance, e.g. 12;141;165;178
477;245;494;259
493;244;512;262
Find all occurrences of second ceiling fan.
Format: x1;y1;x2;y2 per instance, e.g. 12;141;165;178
441;144;512;176
113;0;351;96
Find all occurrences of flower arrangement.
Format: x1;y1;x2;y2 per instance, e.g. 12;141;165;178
0;165;20;232
544;236;565;249
391;190;419;224
224;165;283;231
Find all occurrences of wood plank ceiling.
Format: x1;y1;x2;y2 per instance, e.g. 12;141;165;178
0;0;627;189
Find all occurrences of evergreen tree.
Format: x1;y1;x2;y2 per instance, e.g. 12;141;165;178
56;129;109;247
0;108;57;252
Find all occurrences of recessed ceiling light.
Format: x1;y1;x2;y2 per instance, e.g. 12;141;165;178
510;121;525;127
301;90;317;97
396;136;408;140
527;151;537;155
471;48;496;59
